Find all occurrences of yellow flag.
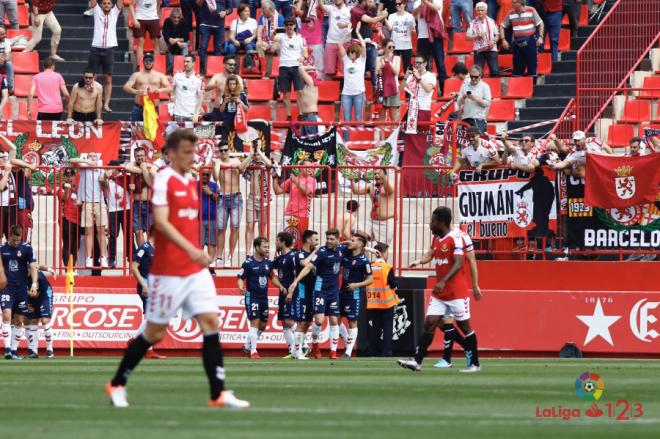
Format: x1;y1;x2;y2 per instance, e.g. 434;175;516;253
143;95;158;142
66;255;75;356
65;254;75;294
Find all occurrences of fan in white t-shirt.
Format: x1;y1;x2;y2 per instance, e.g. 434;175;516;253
452;126;501;177
501;133;540;172
338;33;367;122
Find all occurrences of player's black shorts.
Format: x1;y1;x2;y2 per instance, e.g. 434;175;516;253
245;292;269;322
278;291;293;321
88;47;115;76
293;282;314;322
1;289;28;316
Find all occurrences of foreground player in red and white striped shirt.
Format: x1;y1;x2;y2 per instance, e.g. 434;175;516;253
105;130;249;409
398;207;481;373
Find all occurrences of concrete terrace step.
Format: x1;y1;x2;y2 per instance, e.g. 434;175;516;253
518;106;565;121
533;83;576;97
543;73;577;85
524;97;572;108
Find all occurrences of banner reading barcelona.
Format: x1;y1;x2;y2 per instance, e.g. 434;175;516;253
456;167;558;239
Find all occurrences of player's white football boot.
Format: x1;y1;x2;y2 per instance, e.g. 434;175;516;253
459;365;481;373
397;358;421;372
432;359;452;368
105;382;129;408
208;390;250;409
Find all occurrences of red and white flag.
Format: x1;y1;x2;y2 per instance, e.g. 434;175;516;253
584;153;660;209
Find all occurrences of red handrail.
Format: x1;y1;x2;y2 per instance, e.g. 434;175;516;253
576;0;660;131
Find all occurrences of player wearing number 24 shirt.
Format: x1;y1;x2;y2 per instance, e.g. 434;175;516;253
106;130;249;409
398;207;482;373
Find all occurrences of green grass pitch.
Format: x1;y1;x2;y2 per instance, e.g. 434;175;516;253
2;357;658;438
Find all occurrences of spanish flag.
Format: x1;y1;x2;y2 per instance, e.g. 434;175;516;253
143;95;159;142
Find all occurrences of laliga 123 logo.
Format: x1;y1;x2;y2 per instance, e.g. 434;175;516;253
535;371;644;421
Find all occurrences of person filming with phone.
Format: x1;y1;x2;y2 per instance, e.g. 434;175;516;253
456;65;491;133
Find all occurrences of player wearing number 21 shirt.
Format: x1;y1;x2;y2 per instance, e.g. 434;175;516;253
398;206;481;373
106;130;249;409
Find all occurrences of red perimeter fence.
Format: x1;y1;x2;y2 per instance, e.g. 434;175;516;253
8;162;659;279
576;0;660;131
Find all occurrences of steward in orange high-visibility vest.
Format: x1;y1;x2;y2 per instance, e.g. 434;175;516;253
366;243;399;357
366;260;399;310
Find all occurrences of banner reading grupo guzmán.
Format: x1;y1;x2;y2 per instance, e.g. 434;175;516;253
456;167;558;239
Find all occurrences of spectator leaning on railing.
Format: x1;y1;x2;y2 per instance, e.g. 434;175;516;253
500;132;540;172
549;130;612;178
70;153;109;268
451;126;501;177
466;2;499;77
457;66;491;133
55;168;81;268
198;168;219;266
122;147;153;247
105;161;133;269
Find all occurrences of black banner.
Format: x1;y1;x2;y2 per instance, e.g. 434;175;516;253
282;128;337;194
566;176;660;249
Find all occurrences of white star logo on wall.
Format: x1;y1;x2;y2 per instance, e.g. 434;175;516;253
576;300;621;346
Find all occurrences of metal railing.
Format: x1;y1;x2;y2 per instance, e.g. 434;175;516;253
576;0;660;131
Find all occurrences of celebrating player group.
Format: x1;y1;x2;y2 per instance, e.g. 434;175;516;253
102;128;483;410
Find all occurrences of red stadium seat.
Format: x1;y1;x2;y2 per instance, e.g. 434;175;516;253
172;55;200;74
498;54;513;75
619;100;651;123
537;53;552;75
442;78;463;98
488;99;515;121
160;7;173;26
607;124;635;147
133;36;154;53
12;51;39;74
504;76;534;99
464;55;474;70
8;4;29;28
225;10;239;29
205;56;225;77
247;79;275;102
13;74;32;97
317;104;336;122
7;29;31;45
317;80;340;102
640;76;660;99
269;57;280;78
482;77;501;99
2;99;27;119
248;105;272;120
158;103;172;122
275;104;299;121
444;55;459;76
544;29;571;52
448;32;472;54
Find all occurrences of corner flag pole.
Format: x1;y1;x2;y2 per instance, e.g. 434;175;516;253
65;255;75;357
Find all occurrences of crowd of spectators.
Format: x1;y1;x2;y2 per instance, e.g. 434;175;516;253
0;0;584;129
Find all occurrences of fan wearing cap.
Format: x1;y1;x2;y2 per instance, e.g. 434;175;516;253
123;53;173;122
550;130;612;178
451;126;501;177
273;16;308;121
